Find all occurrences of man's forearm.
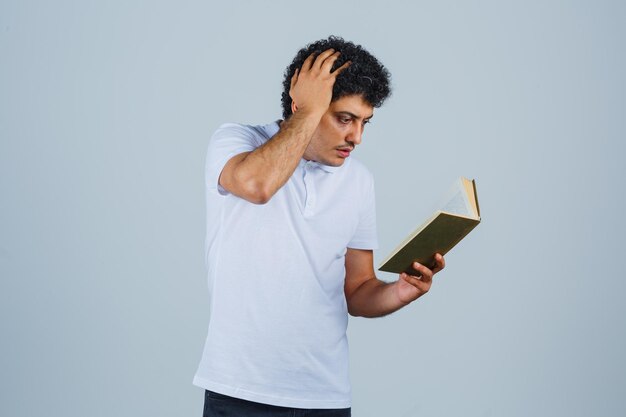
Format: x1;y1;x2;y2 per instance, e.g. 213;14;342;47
222;110;322;203
249;110;322;186
347;278;408;318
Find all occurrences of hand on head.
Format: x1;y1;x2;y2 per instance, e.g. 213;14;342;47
289;49;350;117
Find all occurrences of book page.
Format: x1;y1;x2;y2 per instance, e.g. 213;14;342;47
462;178;479;217
439;178;473;217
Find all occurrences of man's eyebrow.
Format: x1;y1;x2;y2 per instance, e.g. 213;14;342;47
335;111;374;120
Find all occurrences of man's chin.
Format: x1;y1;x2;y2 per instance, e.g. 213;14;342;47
326;158;345;167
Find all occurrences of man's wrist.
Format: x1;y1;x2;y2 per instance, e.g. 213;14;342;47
290;107;325;124
392;278;413;307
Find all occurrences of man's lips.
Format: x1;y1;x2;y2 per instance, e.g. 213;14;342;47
337;147;353;158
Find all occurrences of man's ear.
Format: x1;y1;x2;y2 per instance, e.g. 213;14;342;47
291;100;298;114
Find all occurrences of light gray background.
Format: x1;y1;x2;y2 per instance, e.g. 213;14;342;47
1;1;625;416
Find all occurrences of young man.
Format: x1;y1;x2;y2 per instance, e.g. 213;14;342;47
194;36;445;417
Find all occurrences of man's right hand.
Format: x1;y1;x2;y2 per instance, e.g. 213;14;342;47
288;49;351;117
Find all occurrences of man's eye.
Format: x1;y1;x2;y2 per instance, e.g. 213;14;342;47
339;118;351;124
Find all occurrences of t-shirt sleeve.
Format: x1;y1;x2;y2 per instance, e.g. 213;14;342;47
205;123;262;196
347;173;378;250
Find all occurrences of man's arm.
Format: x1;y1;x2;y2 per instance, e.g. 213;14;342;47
344;248;445;318
219;49;350;204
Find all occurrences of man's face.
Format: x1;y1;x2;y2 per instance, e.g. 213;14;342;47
303;95;374;167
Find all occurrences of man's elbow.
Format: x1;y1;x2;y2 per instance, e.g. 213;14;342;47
345;294;368;318
230;173;275;204
246;192;272;205
347;305;364;318
242;181;274;204
348;302;381;318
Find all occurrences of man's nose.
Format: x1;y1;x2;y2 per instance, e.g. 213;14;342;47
347;123;363;145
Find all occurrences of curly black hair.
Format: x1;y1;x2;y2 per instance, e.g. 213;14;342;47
281;36;391;119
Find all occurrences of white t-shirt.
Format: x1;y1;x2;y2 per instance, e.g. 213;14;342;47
193;121;378;409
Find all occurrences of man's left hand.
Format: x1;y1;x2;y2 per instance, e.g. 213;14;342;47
395;253;445;304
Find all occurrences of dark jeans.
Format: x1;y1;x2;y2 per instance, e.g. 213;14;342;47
203;390;351;417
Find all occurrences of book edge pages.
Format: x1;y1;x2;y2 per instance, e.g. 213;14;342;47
472;179;481;217
461;177;475;217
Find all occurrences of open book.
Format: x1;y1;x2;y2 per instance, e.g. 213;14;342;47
378;177;481;274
